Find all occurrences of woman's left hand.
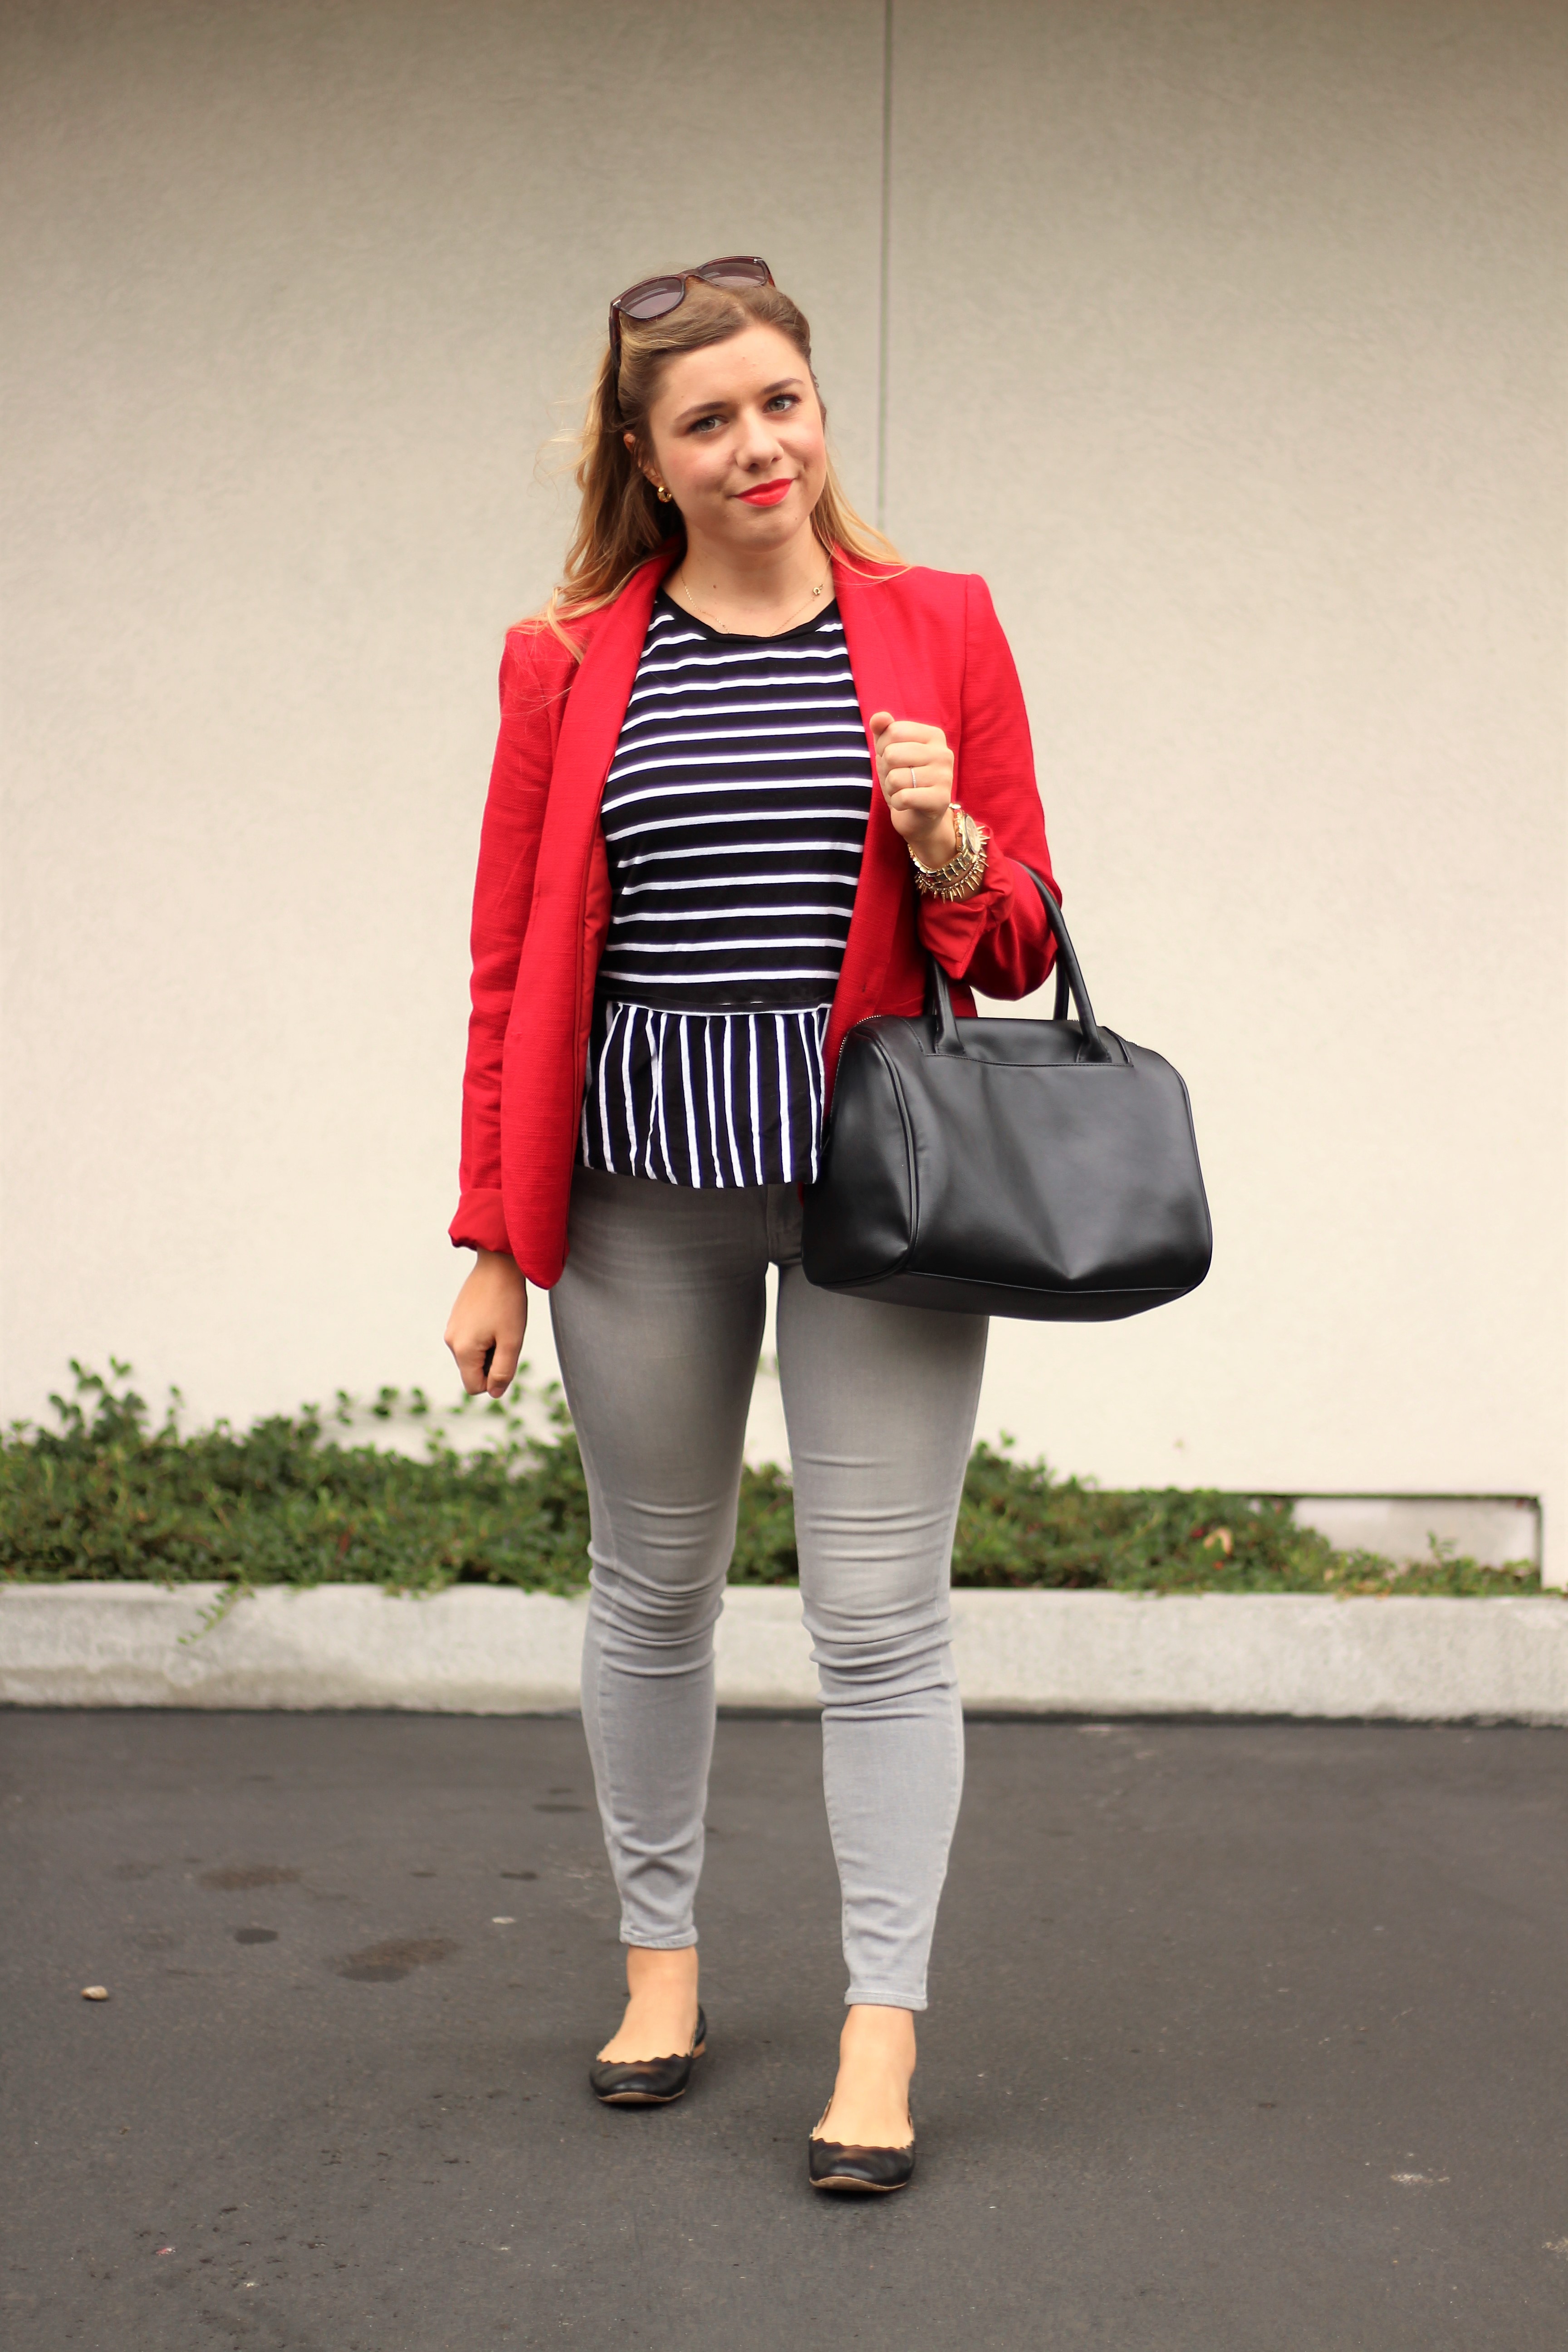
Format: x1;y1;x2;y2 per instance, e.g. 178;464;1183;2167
870;710;957;867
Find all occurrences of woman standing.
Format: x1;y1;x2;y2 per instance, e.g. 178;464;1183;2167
445;260;1056;2193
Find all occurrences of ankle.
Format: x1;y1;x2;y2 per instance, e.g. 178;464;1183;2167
839;2003;916;2073
625;1945;699;2001
813;2008;917;2148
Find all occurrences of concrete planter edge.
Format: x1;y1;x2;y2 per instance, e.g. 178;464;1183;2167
2;1582;1566;1722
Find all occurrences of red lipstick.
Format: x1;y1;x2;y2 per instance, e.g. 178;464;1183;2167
737;477;793;507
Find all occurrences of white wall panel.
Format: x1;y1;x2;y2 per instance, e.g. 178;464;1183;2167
1;0;884;1428
883;1;1566;1555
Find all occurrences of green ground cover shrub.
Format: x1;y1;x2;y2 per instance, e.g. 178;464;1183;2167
0;1363;1544;1600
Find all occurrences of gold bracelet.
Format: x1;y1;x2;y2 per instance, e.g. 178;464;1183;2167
910;804;988;901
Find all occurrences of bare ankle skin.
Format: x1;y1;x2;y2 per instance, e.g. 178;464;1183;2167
595;1945;701;2064
811;2003;917;2148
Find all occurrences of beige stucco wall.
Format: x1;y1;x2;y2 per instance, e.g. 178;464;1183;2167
4;5;1564;1566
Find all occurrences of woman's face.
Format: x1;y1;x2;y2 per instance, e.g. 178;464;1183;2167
633;322;828;555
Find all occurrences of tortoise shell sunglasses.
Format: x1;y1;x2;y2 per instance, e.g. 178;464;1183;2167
608;256;774;369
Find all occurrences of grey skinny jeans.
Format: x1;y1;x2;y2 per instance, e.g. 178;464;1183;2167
549;1167;987;2011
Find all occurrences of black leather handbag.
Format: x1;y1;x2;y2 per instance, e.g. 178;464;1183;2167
801;871;1211;1319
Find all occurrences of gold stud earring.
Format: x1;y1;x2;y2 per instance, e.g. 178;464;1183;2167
655;484;673;503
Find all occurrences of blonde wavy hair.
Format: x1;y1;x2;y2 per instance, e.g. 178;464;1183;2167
539;274;898;652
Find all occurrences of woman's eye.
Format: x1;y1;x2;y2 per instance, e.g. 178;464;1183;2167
688;415;724;434
766;394;799;413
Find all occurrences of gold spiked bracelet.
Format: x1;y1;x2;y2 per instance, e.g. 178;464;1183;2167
909;802;988;901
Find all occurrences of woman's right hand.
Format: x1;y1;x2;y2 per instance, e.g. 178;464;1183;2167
444;1249;529;1397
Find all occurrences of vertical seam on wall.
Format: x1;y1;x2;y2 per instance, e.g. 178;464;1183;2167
875;0;894;530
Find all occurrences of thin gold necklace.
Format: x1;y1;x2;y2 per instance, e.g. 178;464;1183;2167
669;564;833;638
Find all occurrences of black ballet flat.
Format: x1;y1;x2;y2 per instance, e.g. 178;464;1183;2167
807;2104;916;2194
588;2005;707;2106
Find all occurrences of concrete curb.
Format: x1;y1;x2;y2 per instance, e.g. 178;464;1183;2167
3;1583;1567;1720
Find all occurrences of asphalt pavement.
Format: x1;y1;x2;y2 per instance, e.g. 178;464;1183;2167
4;1707;1567;2350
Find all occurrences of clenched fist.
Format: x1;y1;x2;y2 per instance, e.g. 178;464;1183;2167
869;710;958;867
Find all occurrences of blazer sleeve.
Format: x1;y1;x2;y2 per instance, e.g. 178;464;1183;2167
916;573;1058;1000
449;629;561;1255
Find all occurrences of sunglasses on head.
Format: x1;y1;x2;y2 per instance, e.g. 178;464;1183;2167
608;256;774;369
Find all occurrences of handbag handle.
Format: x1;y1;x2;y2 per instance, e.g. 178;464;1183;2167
926;864;1114;1063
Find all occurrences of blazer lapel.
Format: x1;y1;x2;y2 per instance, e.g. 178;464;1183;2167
832;558;916;1034
537;548;680;872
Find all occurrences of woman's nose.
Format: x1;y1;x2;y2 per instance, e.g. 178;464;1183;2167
734;409;784;468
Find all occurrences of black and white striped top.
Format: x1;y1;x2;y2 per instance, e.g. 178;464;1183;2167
579;589;871;1186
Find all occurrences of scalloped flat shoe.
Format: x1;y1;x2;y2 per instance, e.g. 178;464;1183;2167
808;2103;916;2194
588;2005;707;2105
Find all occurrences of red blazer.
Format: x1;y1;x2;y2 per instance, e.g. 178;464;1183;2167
451;547;1058;1285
